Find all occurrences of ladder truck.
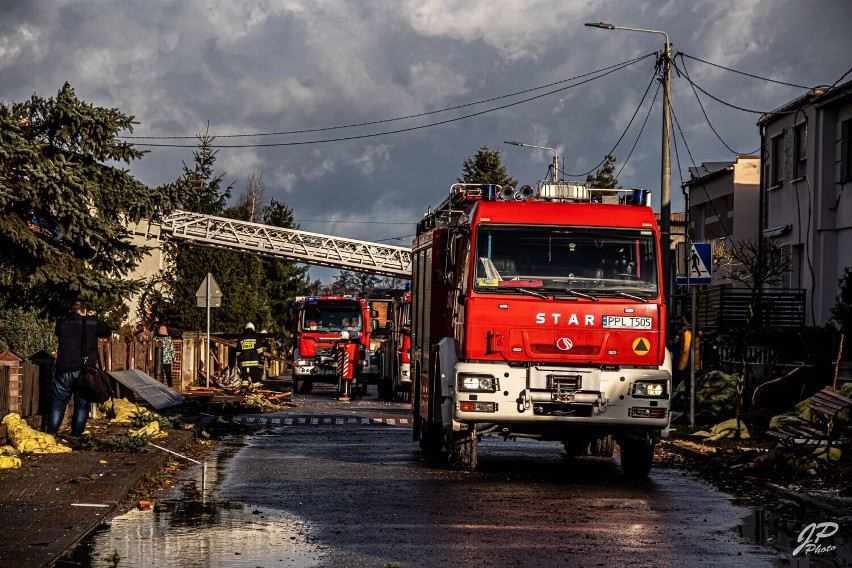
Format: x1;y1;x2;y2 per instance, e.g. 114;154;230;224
410;182;671;478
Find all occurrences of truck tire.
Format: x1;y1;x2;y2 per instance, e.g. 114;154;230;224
293;373;312;394
417;417;442;456
619;439;655;480
378;377;393;400
442;427;477;471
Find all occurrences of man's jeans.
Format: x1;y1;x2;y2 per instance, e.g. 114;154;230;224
47;370;91;436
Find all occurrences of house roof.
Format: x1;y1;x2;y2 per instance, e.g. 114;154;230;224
758;79;852;126
655;212;688;226
683;161;733;187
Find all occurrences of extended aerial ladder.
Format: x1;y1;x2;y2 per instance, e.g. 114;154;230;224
129;210;412;278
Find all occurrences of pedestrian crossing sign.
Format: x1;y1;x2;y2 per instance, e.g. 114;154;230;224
676;242;712;285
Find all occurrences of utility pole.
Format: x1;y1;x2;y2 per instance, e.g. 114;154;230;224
660;38;673;308
585;22;673;307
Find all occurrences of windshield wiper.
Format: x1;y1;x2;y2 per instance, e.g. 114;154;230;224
564;289;599;301
514;287;548;299
605;290;650;303
535;287;600;301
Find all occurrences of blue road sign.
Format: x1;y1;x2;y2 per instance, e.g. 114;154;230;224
676;242;712;286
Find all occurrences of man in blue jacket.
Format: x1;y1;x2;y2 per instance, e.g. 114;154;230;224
47;299;111;437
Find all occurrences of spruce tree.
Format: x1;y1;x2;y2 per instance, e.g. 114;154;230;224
586;155;621;189
458;145;518;187
0;83;180;322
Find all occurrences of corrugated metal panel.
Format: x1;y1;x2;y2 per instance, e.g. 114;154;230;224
109;368;184;410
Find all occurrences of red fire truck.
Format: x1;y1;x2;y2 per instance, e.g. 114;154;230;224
291;296;372;394
372;287;413;401
411;182;671;479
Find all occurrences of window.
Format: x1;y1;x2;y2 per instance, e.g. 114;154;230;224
771;133;785;187
472;225;659;298
794;123;807;179
842;119;852;182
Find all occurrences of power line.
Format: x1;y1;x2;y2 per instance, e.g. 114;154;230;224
670;96;734;245
295;219;413;225
562;62;660;178
615;80;661;180
132;54;654;149
677;55;760;156
125;54;654;141
672;57;810;115
679;53;813;89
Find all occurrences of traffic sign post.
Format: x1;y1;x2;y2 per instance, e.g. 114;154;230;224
676;242;712;286
196;274;223;387
675;242;712;428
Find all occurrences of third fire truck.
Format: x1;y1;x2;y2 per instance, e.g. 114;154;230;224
411;182;671;479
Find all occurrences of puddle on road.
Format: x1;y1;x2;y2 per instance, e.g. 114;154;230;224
739;507;851;567
56;439;324;568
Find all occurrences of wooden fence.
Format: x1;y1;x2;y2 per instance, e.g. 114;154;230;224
0;331;233;442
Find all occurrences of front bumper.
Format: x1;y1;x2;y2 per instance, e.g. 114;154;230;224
449;362;671;434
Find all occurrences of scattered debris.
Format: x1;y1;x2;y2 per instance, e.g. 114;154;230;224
694;418;751;441
1;413;71;454
130;421;167;440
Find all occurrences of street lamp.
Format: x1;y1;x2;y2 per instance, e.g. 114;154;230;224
504;140;559;183
585;22;673;307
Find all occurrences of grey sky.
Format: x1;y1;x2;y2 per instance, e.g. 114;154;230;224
2;0;851;282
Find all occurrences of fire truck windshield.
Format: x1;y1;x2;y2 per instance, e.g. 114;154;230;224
473;225;659;296
301;308;363;332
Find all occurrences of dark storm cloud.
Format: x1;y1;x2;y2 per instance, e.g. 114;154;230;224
2;0;851;283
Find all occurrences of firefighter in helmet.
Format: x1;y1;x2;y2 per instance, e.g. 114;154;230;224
236;322;265;387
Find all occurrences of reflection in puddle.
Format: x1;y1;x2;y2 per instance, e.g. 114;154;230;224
739;507;851;567
58;439;323;567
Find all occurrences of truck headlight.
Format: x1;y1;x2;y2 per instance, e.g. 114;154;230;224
631;381;667;398
458;374;498;392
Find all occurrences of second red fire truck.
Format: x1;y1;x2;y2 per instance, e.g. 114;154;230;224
291;296;372;394
410;182;671;479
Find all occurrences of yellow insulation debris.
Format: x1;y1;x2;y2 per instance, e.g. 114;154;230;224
1;413;71;454
695;418;750;441
0;445;21;469
129;421;167;440
99;398;146;424
0;455;22;469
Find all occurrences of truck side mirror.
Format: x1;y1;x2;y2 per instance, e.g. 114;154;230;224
371;309;379;318
371;319;379;332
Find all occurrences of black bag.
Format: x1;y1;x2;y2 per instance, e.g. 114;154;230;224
76;315;113;403
77;364;113;403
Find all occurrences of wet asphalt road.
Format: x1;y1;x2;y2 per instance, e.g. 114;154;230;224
65;385;785;567
208;386;778;567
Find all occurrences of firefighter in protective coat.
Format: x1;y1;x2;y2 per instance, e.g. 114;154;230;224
236;322;265;387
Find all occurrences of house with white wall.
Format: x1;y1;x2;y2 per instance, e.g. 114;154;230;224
758;81;852;327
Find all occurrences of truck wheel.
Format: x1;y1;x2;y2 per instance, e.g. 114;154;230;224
293;374;312;394
590;435;615;457
417;417;442;456
619;439;655;480
378;378;393;400
442;427;477;471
